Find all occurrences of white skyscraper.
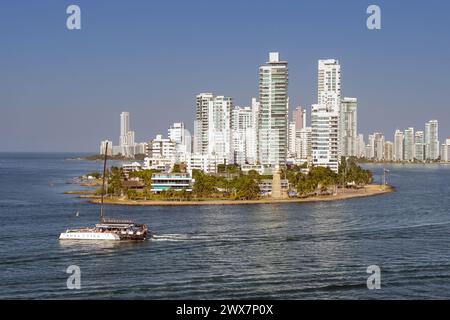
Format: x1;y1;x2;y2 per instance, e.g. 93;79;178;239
311;59;342;172
194;93;215;155
318;59;341;105
357;134;365;158
441;138;450;162
168;122;192;161
425;120;439;160
232;105;256;165
100;140;113;156
340;97;357;157
119;111;136;157
404;127;415;161
414;131;425;161
288;121;297;156
373;133;385;161
258;52;289;168
311;101;340;172
296;127;312;160
385;141;394;162
207;95;233;163
394;130;404;161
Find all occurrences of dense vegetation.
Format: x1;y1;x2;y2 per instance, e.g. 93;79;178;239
96;158;372;201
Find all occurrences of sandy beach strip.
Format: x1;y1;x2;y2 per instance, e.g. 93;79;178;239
87;184;394;206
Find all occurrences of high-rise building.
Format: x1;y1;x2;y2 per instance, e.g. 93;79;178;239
425;120;439;160
258;52;289;168
168;122;192;162
312;59;341;172
100;140;113;156
414;131;425;161
373;133;385;161
232;105;256;165
288;121;297;156
340;97;357;157
404;127;415;161
394;130;404;161
357;134;365;158
441;138;450;162
194;93;215;155
384;141;394;162
119;111;136;157
296;127;312;160
318;59;341;104
293;106;306;130
208;96;233;163
311;102;340;172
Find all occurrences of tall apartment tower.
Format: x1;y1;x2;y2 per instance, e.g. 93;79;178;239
119;111;136;157
258;52;289;168
194;93;215;155
293;106;306;130
404;127;415;161
425;120;439;160
394;130;404;161
312;59;341;172
340;97;358;157
207;96;233;163
318;59;341;104
414;131;425;161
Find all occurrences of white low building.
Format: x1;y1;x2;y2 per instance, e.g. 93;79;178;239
151;173;193;193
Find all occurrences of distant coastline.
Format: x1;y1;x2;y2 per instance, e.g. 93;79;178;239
86;184;394;206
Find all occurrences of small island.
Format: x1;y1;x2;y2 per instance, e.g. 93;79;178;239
70;157;394;206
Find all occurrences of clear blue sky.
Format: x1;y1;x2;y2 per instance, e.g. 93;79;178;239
1;0;450;152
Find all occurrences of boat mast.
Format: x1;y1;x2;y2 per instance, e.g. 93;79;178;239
100;142;109;222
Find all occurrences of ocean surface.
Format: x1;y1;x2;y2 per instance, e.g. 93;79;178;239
1;152;450;299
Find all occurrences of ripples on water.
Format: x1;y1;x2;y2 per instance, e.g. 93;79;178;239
1;153;450;299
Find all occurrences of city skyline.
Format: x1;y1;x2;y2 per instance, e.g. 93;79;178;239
1;0;450;152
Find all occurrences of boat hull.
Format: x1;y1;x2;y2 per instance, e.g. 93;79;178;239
59;232;121;241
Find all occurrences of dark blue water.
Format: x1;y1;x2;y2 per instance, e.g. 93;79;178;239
1;153;450;299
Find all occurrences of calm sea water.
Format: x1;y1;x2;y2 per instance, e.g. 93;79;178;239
1;152;450;299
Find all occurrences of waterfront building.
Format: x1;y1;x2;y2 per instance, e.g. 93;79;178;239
293;106;306;130
367;134;375;159
318;59;341;104
100;140;113;156
258;52;289;168
150;173;193;193
340;97;358;157
394;130;404;161
122;162;142;178
186;153;225;175
207;95;233;164
404;127;415;161
119;111;136;158
288;121;297;157
168;122;192;155
311;99;340;172
357;134;365;158
384;141;394;162
232;105;256;166
147;134;176;161
441;138;450;162
311;59;341;172
425;120;439;160
296;127;312;160
194;93;215;155
414;131;425;161
373;133;385;161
